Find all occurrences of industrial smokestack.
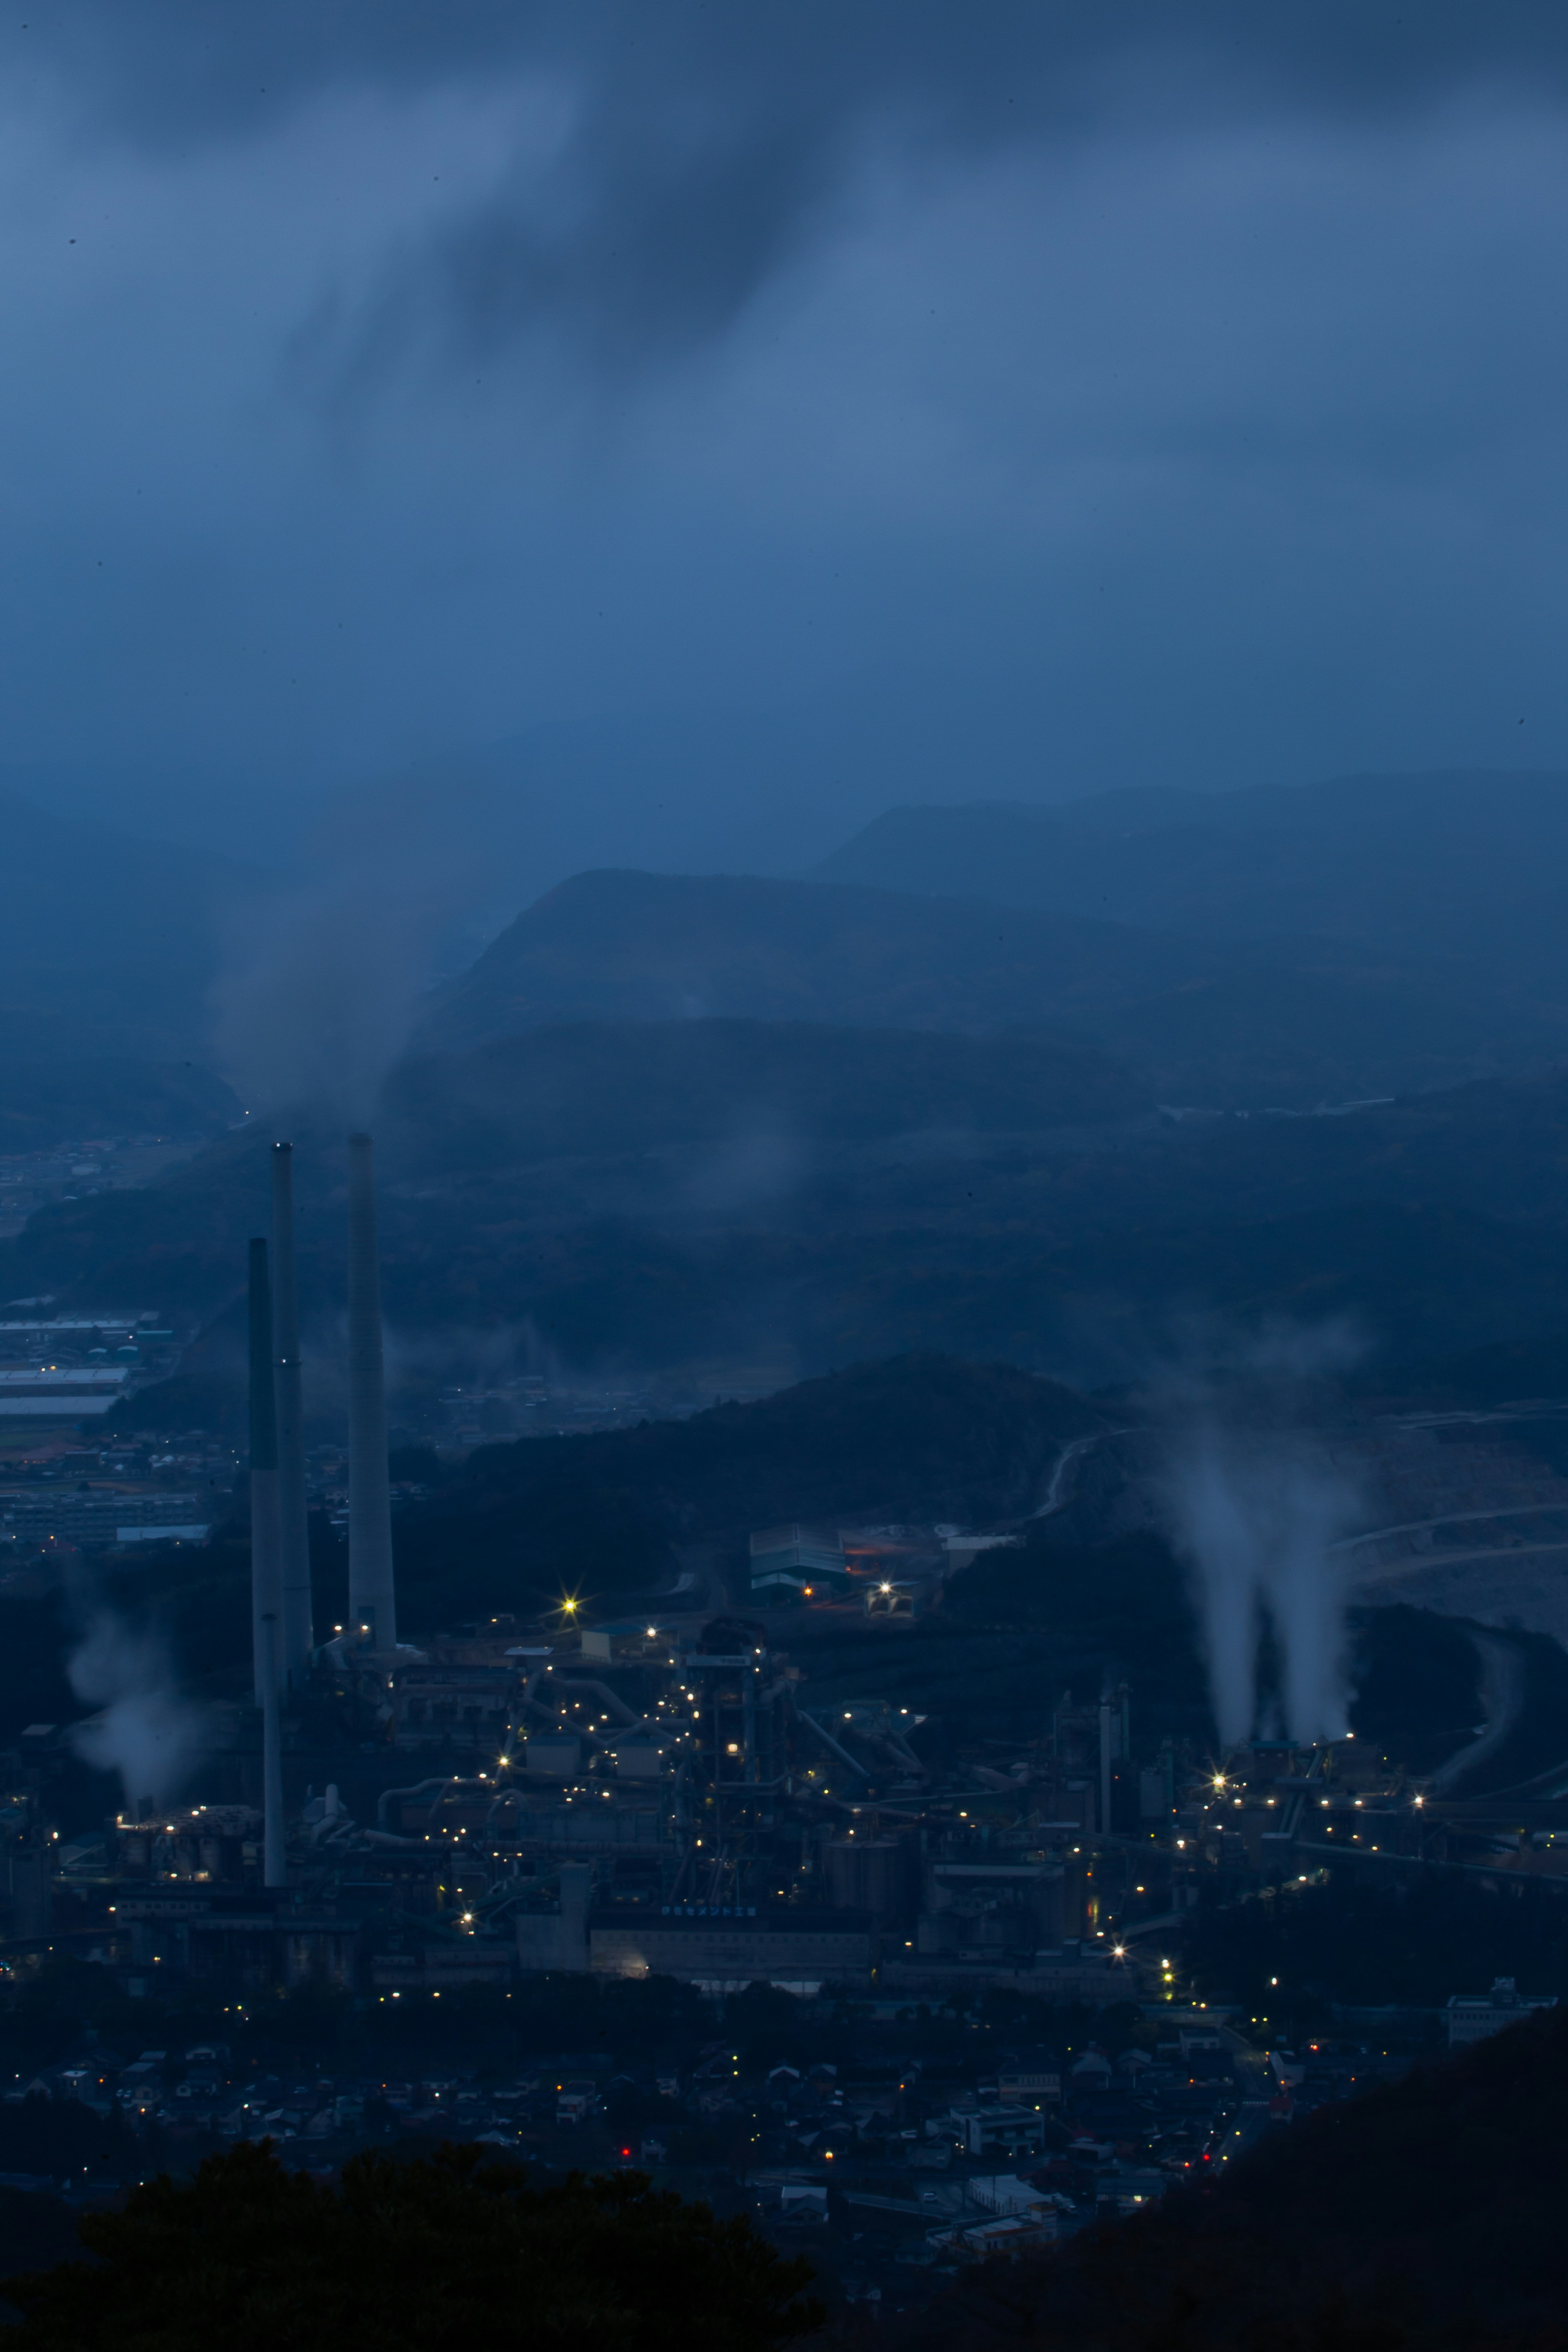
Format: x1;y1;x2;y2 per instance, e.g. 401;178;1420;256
270;1143;313;1684
346;1132;396;1653
260;1611;286;1889
248;1238;283;1708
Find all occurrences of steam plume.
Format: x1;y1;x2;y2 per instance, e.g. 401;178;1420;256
65;1610;207;1811
1161;1397;1360;1747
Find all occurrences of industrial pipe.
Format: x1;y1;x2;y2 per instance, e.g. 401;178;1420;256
798;1711;872;1782
375;1775;490;1832
543;1677;639;1726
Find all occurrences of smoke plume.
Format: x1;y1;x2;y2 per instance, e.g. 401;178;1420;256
65;1609;208;1811
1156;1325;1364;1746
210;778;503;1120
1164;1423;1360;1746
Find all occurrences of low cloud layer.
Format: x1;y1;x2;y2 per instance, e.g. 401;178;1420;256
2;4;1567;852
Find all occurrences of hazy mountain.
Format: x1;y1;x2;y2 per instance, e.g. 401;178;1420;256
0;1018;1146;1325
423;867;1568;1105
23;1040;1568;1385
381;1019;1144;1180
423;869;1240;1042
812;772;1568;968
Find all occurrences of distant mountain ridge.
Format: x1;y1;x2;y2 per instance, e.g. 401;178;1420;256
422;868;1239;1044
422;866;1568;1107
810;771;1568;964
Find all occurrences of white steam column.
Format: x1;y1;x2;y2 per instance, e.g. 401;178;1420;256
248;1238;283;1708
347;1132;396;1653
270;1142;314;1684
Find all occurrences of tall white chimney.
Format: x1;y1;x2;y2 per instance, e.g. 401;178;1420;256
270;1143;314;1684
346;1132;396;1653
248;1238;283;1708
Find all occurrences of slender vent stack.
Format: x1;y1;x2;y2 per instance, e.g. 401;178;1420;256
270;1143;314;1684
346;1131;397;1653
247;1237;283;1709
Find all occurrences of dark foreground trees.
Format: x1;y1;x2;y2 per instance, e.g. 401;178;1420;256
4;2141;822;2352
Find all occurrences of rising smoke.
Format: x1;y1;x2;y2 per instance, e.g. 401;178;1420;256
1164;1424;1361;1746
210;778;503;1120
65;1608;208;1813
1157;1326;1364;1747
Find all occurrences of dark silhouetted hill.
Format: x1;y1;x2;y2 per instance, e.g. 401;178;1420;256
381;1019;1145;1178
879;2002;1568;2352
390;1354;1105;1626
22;1115;1568;1393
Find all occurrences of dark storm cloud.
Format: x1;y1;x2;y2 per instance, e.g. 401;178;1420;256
28;0;1568;138
20;1;1568;379
3;0;1567;823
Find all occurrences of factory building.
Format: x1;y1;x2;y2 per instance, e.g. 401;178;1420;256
585;1908;877;1991
1447;1978;1559;2047
748;1524;851;1604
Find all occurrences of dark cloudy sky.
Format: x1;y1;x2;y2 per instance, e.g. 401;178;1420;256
5;1;1568;871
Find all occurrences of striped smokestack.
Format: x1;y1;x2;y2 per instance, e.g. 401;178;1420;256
346;1132;396;1653
247;1237;283;1708
270;1143;314;1684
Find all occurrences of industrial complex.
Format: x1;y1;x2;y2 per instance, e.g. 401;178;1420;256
0;1129;1561;2015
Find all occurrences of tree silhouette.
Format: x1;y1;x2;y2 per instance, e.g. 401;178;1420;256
6;2140;822;2352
